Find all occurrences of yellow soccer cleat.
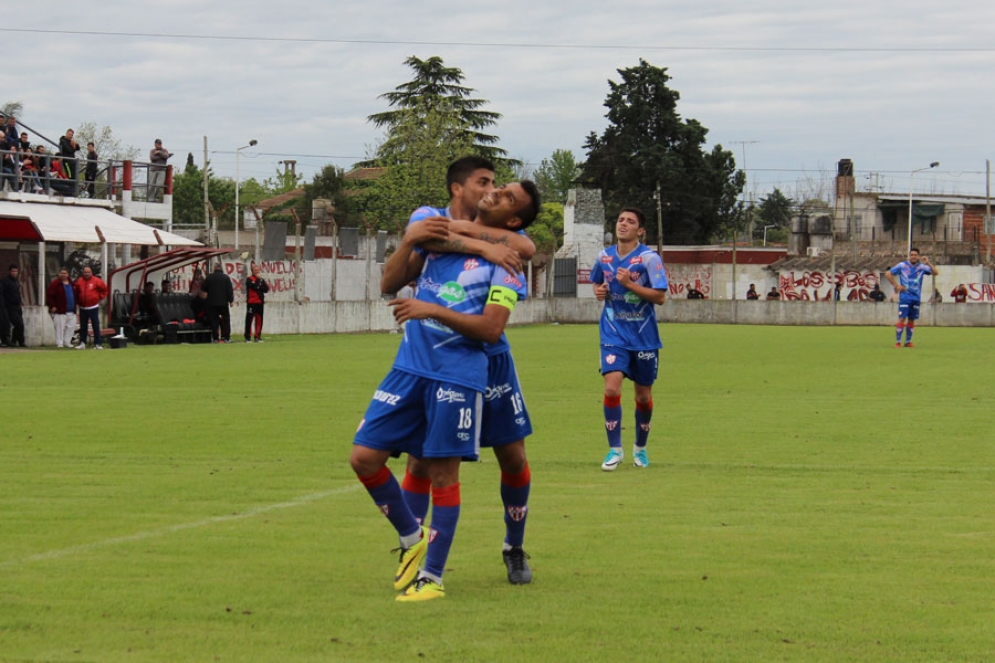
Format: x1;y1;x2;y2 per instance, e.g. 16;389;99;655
396;575;445;602
392;526;428;590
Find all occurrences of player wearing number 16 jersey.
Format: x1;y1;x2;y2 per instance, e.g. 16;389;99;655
590;207;669;471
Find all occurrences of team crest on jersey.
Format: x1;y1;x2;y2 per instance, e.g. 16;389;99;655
601;255;613;263
438;282;466;304
630;256;643;264
507;506;528;522
504;274;522;288
605;354;617;365
463;258;480;271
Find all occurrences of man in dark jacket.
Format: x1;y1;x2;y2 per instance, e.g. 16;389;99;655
59;128;79;183
201;263;234;343
244;263;270;342
0;267;8;346
84;142;99;198
2;265;25;347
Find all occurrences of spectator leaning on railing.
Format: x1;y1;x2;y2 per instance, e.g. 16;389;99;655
84;142;98;197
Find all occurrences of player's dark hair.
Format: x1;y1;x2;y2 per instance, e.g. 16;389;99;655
515;180;542;230
620;206;647;228
910;247;920;254
446;156;495;200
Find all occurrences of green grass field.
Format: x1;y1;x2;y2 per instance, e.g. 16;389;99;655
2;324;993;662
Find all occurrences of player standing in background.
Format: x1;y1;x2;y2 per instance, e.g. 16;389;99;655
591;207;669;471
382;157;539;585
351;180;539;602
884;247;937;348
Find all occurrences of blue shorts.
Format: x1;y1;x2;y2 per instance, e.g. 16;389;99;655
354;369;482;460
600;347;659;386
481;351;532;447
898;299;921;321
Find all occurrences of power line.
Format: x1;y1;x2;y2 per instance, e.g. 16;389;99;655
2;27;995;53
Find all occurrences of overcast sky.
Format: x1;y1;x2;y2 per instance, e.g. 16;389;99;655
3;1;993;202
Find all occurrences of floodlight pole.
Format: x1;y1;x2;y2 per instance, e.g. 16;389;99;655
907;162;939;254
235;139;258;250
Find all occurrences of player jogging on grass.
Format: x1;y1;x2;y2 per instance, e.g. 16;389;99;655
350;179;540;602
382;156;539;585
591;207;669;471
884;247;937;348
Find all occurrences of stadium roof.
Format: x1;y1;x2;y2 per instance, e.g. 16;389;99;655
0;199;200;246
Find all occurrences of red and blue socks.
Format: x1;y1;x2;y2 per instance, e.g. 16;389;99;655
357;466;420;540
635;399;653;449
423;483;461;579
501;463;531;549
604;394;622;448
401;470;431;525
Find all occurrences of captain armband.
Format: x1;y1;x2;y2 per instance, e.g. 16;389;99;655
487;285;519;312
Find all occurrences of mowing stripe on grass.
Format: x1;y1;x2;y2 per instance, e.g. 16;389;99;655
0;484;361;569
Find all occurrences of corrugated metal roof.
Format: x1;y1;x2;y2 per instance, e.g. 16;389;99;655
767;255;898;272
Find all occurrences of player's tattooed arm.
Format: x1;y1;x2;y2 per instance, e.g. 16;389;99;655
448;219;536;261
419;233;522;275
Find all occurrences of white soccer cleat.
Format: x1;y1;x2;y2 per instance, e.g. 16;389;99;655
601;448;623;471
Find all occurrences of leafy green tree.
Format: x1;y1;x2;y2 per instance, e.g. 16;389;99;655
533;149;580;204
262;165;303;196
287;164;360;228
171;153;206;227
581;60;744;245
367;55;508;164
526;201;565;255
357;101;477;231
170;153;236;229
73;122;139;161
757;188;794;231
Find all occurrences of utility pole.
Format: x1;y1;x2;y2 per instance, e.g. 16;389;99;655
986;159;991;263
202;136;211;243
655;181;663;255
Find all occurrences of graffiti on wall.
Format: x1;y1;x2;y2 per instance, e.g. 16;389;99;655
168;260;298;300
777;270;881;301
966;283;995;302
667;264;713;297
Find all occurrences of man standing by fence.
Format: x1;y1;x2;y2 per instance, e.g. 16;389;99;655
244;263;269;343
202;263;234;343
75;266;108;350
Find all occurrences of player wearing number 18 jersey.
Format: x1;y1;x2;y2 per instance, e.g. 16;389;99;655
350;180;539;602
590;207;669;471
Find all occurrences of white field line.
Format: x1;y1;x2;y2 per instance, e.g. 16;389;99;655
1;484;361;569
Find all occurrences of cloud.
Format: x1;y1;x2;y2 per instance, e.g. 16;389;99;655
2;0;992;196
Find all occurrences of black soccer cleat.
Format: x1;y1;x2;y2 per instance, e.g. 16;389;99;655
503;547;533;585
